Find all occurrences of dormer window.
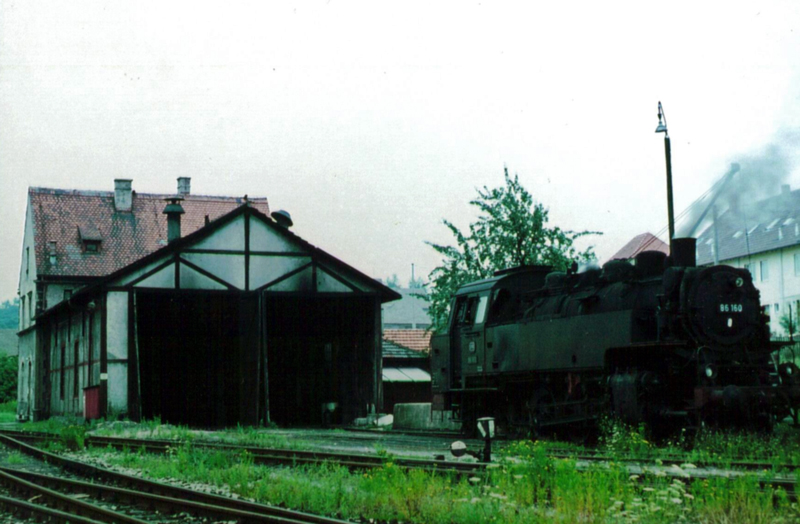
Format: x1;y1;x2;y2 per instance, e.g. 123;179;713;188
48;241;57;265
78;225;102;253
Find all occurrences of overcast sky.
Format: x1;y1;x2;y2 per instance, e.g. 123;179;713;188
1;1;799;302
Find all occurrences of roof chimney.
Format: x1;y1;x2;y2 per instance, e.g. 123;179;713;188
114;179;133;212
177;177;191;196
163;196;185;243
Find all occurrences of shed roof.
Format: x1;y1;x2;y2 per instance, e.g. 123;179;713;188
38;202;401;319
382;367;431;383
29;186;269;279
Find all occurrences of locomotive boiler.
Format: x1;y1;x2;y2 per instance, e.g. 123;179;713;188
430;238;800;436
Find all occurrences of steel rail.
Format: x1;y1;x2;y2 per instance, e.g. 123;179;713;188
0;467;331;524
0;468;149;524
0;492;106;524
0;433;351;524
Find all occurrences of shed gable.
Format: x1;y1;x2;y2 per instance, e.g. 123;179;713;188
102;206;391;299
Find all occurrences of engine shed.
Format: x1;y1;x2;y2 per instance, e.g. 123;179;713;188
30;202;400;427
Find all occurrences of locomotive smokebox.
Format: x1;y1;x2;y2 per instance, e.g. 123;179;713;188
671;237;696;268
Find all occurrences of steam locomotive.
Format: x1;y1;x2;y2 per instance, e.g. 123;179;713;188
430;238;800;436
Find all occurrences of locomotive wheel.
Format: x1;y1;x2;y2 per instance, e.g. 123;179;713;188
526;388;555;438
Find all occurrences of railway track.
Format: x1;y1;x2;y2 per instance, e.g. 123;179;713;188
0;430;485;476
0;433;353;524
2;428;798;475
1;429;796;505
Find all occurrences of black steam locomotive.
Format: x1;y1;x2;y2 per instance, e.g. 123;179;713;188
430;238;800;436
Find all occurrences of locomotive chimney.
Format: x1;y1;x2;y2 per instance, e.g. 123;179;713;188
672;237;696;268
163;196;185;243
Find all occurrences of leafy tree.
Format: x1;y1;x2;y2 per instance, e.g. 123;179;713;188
385;274;401;289
425;168;600;330
0;355;17;403
780;307;797;339
0;298;20;330
408;275;426;289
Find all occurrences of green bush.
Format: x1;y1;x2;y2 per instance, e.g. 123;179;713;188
59;425;86;451
0;355;18;403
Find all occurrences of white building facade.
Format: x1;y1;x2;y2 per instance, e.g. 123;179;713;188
696;185;800;338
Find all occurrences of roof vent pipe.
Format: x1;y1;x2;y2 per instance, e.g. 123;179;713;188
177;177;191;196
163;196;185;243
271;210;293;228
114;179;133;212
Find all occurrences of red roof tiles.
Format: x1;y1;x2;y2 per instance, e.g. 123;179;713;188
30;187;269;279
609;232;669;261
383;329;431;354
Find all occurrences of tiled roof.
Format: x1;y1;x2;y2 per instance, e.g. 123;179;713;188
37;204;402;320
30;187;269;278
696;188;800;265
609;232;670;261
383;329;431;354
382;339;427;360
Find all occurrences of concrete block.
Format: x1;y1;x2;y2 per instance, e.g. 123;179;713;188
393;403;433;430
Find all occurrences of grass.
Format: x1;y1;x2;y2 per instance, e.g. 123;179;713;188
12;416;800;521
77;439;797;524
0;400;17;423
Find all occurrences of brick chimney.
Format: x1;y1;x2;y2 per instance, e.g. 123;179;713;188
177;177;191;196
114;179;133;211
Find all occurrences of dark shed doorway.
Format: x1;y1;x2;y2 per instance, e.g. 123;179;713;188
136;290;258;427
264;295;376;426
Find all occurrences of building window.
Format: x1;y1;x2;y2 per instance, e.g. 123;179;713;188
795;254;800;276
74;340;80;398
27;292;32;324
760;260;769;282
26;247;29;276
765;304;771;315
63;289;72;301
775;303;780;313
60;340;66;401
20;296;25;327
88;314;94;386
48;241;57;265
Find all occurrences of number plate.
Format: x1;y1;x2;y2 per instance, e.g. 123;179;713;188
719;304;743;313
